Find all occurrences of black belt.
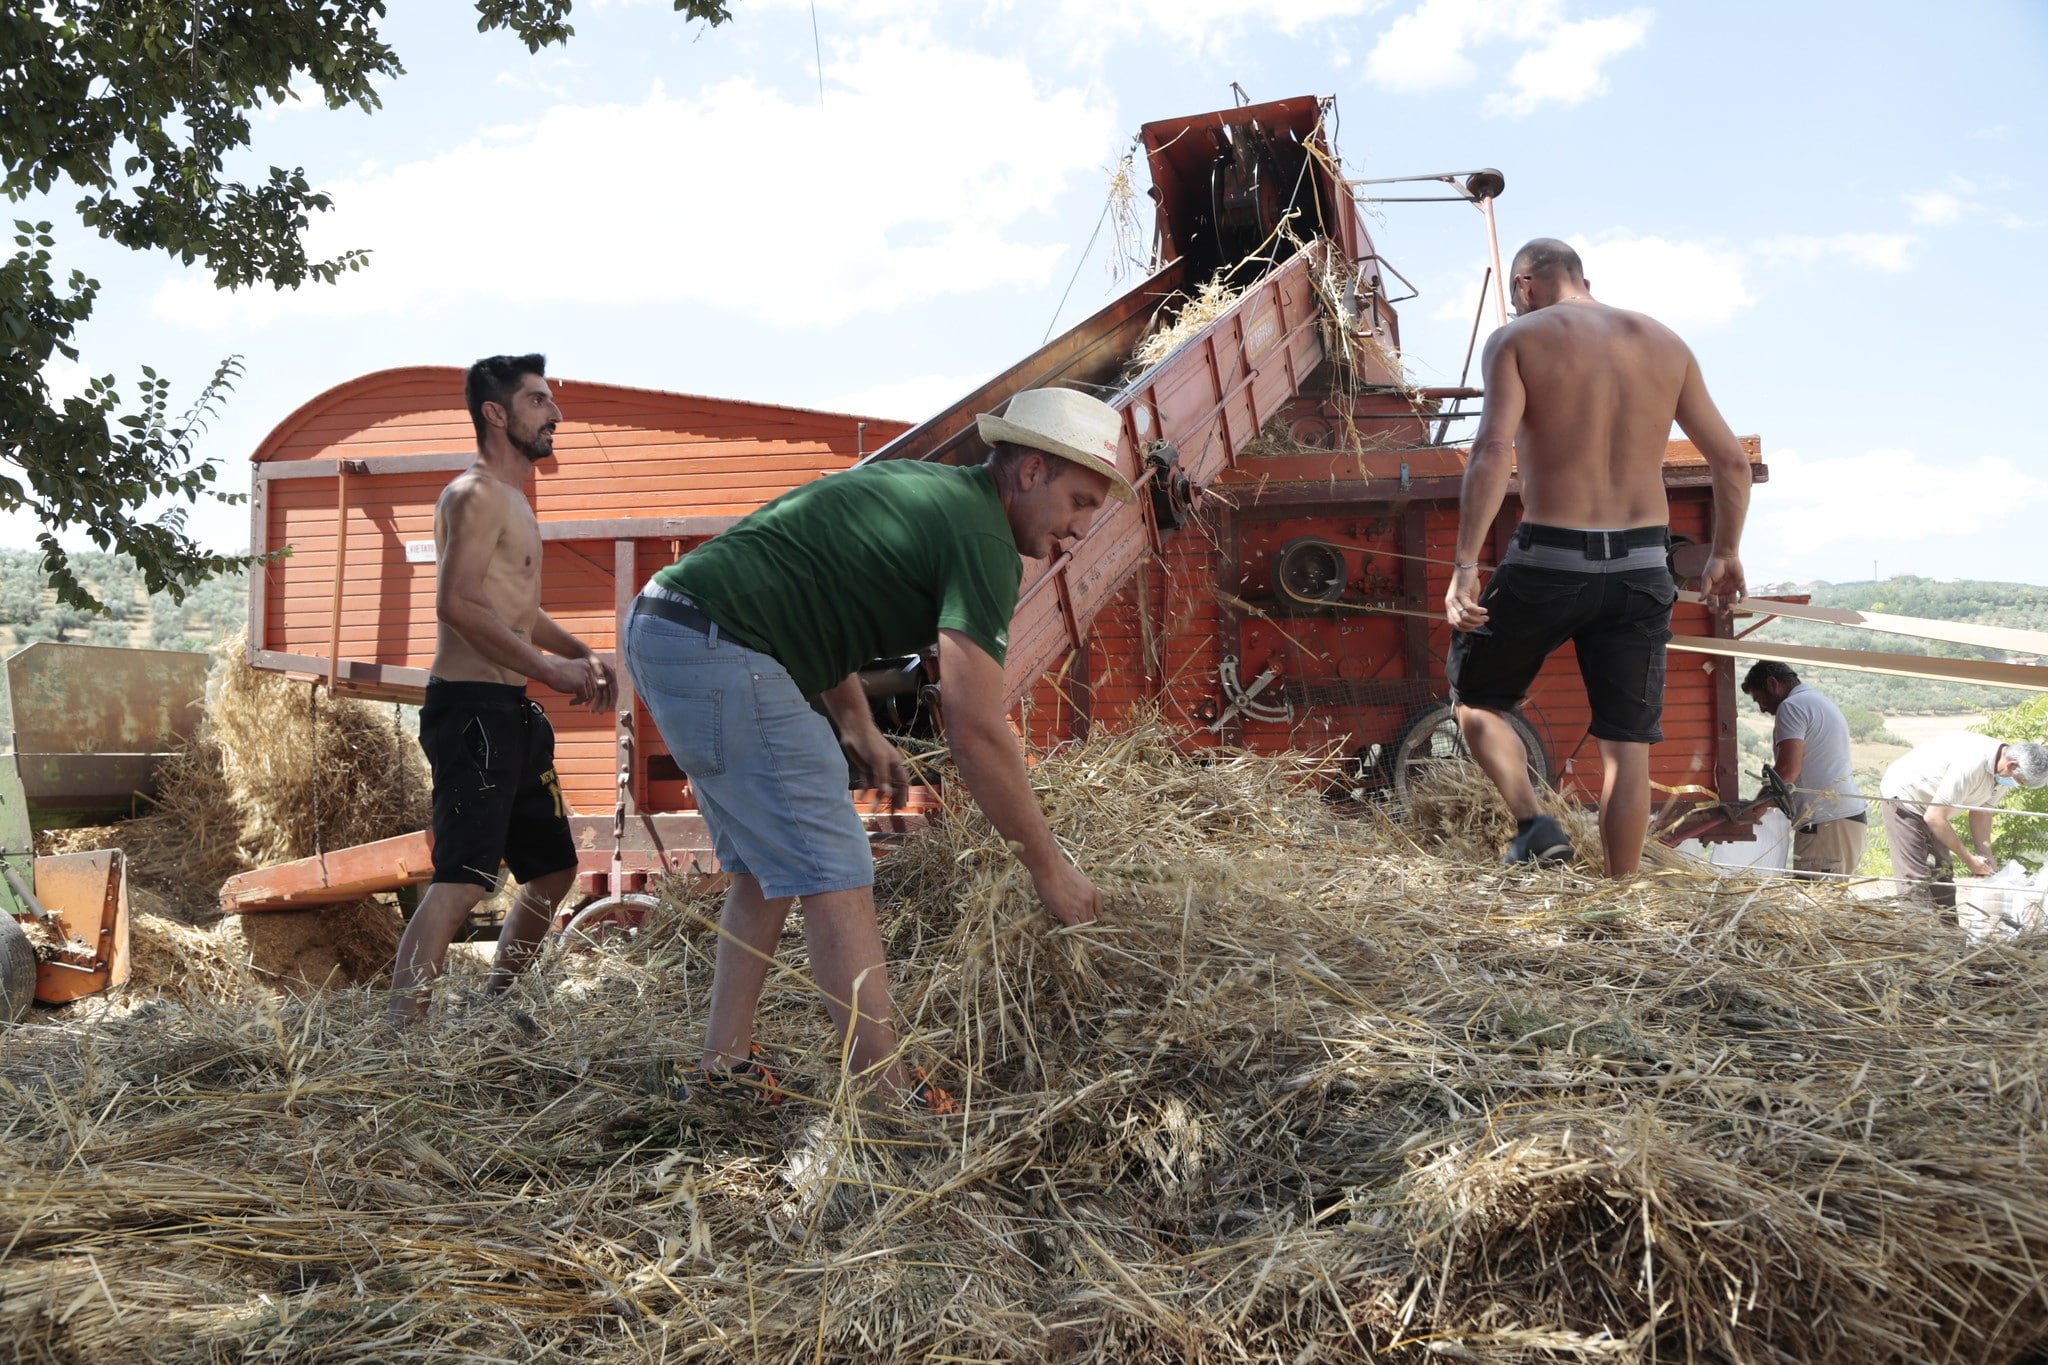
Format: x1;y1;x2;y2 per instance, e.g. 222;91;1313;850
631;595;772;658
1516;522;1668;561
1799;809;1868;834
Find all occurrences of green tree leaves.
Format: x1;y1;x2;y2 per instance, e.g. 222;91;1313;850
1;0;731;611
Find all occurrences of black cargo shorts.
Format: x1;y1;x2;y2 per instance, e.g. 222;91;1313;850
1446;562;1678;744
418;679;578;888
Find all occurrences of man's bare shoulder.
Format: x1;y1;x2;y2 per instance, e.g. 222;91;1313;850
1610;303;1688;343
437;467;513;518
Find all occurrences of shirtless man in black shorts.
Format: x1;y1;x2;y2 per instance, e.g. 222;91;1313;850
1445;239;1750;876
385;354;615;1025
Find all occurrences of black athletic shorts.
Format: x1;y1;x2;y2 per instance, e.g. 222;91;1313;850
418;679;578;888
1446;562;1678;745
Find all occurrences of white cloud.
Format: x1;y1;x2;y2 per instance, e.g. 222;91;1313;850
1757;447;2048;551
1482;10;1650;116
1056;0;1382;62
1366;0;1554;93
153;32;1116;332
1905;190;1963;226
1567;232;1753;329
1365;0;1647;113
1757;232;1917;272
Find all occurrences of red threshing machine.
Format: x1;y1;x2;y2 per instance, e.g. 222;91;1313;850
220;93;1773;922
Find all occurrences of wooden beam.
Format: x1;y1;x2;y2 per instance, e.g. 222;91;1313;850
254;649;431;702
539;515;739;543
256;452;473;481
1695;593;2048;656
1667;635;2048;692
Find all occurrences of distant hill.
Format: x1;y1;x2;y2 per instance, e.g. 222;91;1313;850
0;549;247;657
1739;577;2048;716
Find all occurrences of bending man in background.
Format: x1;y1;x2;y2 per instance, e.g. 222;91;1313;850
623;387;1125;1111
1445;237;1750;875
1879;735;2047;908
387;354;615;1027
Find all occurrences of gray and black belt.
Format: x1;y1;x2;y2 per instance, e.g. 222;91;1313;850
631;595;773;659
1515;522;1669;561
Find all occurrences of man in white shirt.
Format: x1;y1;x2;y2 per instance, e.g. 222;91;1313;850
1740;662;1866;877
1879;735;2048;907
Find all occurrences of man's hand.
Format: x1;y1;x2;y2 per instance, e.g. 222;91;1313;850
1698;552;1746;614
538;655;598;704
579;655;617;713
1444;564;1488;632
841;726;909;809
1029;857;1102;927
1965;851;1997;878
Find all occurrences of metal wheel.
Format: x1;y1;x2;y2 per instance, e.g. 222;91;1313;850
1384;702;1549;811
559;893;662;949
1;913;36;1025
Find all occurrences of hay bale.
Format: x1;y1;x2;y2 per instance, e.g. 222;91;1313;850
202;633;430;868
3;722;2047;1363
215;900;404;994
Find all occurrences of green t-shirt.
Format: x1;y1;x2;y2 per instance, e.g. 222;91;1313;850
654;462;1022;696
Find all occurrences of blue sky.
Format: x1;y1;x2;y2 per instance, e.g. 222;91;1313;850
16;0;2047;587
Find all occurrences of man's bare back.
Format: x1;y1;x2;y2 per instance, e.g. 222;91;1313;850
432;471;545;686
1451;237;1751;617
1490;299;1702;531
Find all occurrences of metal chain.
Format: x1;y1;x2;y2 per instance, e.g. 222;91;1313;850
308;684;323;860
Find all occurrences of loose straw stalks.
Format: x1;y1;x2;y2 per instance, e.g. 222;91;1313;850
4;721;2046;1363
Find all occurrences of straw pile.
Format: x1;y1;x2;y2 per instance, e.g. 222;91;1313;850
35;637;427;994
5;724;2048;1363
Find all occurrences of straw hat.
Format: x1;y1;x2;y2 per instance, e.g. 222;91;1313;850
976;388;1136;502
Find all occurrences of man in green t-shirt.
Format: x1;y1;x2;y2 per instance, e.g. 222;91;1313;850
623;387;1136;1109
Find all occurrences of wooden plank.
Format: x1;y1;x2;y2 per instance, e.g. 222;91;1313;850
1668;635;2048;692
259;452;473;481
221;831;437;911
1695;593;2048;656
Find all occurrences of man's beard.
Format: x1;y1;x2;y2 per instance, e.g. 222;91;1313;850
510;423;555;463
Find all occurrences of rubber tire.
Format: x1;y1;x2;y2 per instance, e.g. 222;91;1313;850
1;913;36;1025
1386;701;1549;812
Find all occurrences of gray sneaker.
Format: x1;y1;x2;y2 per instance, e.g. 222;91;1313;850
1503;814;1573;866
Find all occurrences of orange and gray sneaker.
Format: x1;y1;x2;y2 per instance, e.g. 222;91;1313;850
906;1067;956;1115
698;1044;784;1107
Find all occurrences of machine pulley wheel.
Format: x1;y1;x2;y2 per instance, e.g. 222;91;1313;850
1384;701;1549;812
1;913;35;1025
1273;537;1347;604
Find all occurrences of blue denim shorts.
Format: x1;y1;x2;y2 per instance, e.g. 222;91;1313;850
624;607;873;899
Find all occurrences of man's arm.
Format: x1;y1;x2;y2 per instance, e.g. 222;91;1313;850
1445;330;1522;631
1969;809;1996;864
820;672;908;808
1773;737;1805;787
936;629;1100;926
436;482;592;700
1924;805;1995;877
1672;349;1751;612
532;611;614;712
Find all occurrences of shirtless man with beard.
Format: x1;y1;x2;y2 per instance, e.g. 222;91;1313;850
386;353;614;1026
